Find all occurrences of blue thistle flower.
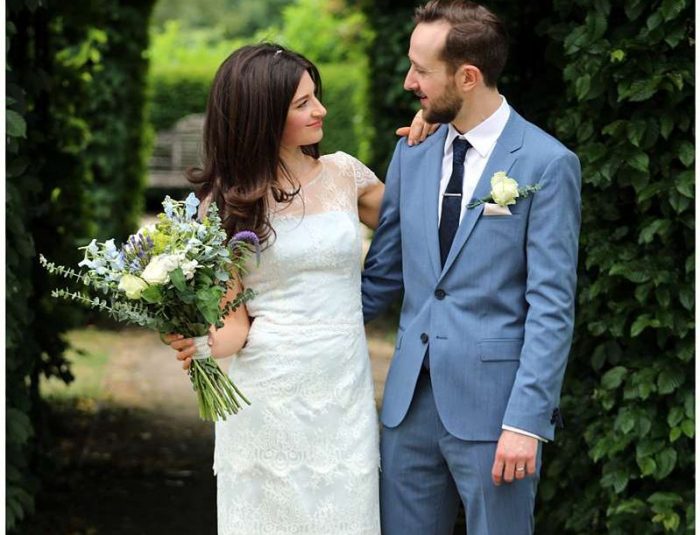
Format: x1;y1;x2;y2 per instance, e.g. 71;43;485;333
230;231;261;265
163;196;175;219
185;192;200;220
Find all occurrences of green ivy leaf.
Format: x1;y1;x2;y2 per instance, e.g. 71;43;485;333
575;74;591;100
6;110;27;138
601;366;628;389
638;219;671;244
646;11;664;31
678;141;694;167
610;49;625;62
6;408;33;445
668;406;685;427
631;313;660;336
648;491;683;508
627;120;647;147
657;368;685;394
675;170;694;198
669;427;682;442
627;151;649;172
659;114;674;139
638;455;657;476
654;448;677;479
616;409;636;434
684;392;694;418
624;0;646;20
660;0;686;20
600;469;629;493
681;419;694;438
610;498;646;515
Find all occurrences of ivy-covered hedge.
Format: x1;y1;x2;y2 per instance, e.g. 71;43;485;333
6;0;155;530
537;1;694;532
363;0;694;533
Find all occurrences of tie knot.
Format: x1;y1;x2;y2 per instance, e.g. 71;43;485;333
452;138;470;164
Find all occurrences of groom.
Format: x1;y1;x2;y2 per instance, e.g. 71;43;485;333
362;1;581;533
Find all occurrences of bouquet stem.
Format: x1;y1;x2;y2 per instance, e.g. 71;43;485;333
189;335;250;421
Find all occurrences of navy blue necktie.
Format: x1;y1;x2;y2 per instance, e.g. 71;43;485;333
439;138;470;266
423;138;470;372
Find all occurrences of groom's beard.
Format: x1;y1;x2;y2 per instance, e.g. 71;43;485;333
421;86;462;124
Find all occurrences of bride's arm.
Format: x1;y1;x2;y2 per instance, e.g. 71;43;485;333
165;279;250;369
358;182;385;230
207;279;250;359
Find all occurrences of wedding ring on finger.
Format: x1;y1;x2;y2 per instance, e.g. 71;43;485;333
515;466;526;472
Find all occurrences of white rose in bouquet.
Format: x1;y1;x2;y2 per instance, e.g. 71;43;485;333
180;258;199;280
142;254;180;284
118;274;148;299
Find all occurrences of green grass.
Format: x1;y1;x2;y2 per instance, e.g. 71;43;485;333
40;327;120;401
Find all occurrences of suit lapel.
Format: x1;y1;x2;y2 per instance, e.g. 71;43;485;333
439;110;526;277
417;127;448;278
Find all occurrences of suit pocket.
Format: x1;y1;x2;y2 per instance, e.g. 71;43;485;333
478;339;523;361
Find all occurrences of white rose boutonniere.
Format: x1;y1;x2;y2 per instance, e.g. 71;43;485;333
467;171;542;209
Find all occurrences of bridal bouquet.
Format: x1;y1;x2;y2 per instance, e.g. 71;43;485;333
40;193;258;421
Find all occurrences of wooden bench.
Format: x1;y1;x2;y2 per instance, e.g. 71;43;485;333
148;114;204;189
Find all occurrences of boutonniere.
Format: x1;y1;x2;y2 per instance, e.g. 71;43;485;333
467;171;542;209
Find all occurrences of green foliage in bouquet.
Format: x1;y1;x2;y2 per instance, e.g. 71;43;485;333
42;195;259;422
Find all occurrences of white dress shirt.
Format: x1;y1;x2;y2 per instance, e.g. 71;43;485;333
438;96;510;223
437;96;547;443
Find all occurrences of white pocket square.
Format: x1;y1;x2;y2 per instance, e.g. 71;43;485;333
483;202;512;216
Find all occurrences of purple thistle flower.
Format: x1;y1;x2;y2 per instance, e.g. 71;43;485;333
230;230;260;265
231;231;259;246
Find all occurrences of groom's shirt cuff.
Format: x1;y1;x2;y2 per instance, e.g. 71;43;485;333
502;425;549;443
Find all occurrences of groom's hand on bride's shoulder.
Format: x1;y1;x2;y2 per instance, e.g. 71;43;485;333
491;430;539;486
395;109;439;146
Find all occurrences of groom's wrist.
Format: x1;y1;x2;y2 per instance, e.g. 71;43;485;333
501;425;548;443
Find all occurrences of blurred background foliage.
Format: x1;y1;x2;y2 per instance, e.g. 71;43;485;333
6;0;694;533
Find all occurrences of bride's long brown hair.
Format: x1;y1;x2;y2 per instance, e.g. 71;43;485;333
187;44;322;245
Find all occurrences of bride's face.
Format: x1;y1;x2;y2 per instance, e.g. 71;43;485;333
281;71;326;149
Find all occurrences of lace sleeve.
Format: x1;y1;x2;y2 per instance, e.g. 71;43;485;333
332;151;380;193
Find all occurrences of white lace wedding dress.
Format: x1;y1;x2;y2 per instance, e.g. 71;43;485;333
213;152;381;535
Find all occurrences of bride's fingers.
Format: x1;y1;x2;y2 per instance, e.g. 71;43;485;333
170;338;193;352
161;332;182;344
182;357;192;370
176;346;196;361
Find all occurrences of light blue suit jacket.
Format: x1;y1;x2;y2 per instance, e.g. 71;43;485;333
362;109;581;441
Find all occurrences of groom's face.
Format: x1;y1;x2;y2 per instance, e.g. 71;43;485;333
404;21;463;124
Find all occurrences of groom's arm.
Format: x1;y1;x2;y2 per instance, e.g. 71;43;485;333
492;149;581;486
361;141;406;322
502;149;582;440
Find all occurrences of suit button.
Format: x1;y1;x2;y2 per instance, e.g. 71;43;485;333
420;333;429;344
434;289;446;300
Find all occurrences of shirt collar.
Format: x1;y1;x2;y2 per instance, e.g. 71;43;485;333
443;96;511;158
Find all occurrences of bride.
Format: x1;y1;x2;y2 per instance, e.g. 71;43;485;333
164;43;430;534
